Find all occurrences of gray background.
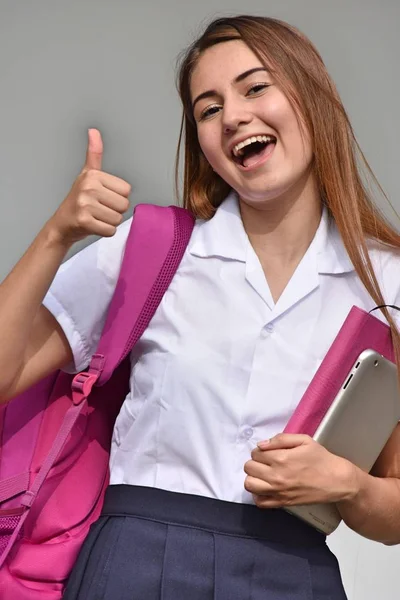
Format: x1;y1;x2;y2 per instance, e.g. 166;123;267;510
1;0;399;597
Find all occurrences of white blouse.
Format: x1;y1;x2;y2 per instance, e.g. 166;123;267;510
43;192;400;504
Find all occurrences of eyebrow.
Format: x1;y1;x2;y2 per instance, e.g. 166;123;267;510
191;67;269;112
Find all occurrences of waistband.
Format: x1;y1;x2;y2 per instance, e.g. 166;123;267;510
101;485;326;548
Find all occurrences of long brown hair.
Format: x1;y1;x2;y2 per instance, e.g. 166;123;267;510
175;15;400;369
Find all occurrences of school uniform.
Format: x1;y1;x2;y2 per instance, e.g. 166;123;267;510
43;192;400;599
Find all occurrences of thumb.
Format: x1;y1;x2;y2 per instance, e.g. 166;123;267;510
84;128;103;171
257;434;311;451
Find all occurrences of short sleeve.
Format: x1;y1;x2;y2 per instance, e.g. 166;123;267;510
386;250;400;330
43;217;132;373
371;243;400;330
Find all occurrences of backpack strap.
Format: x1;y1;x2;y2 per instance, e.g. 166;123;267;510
93;204;195;385
0;204;194;567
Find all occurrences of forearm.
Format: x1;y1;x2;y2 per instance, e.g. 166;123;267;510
337;467;400;545
0;222;72;394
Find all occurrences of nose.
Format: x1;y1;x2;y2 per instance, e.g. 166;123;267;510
221;99;252;135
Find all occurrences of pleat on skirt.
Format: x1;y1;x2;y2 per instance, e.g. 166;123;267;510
63;485;348;600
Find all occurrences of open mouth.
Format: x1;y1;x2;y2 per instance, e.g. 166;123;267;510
232;135;277;168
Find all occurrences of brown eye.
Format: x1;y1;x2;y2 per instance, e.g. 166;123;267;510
200;104;221;120
247;83;269;96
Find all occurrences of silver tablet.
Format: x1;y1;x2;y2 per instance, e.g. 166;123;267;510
285;349;400;534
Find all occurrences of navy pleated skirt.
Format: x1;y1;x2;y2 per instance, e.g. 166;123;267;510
63;485;347;599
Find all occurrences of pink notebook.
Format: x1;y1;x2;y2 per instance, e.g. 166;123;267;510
284;305;395;436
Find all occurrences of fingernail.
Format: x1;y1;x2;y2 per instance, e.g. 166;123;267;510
257;440;270;450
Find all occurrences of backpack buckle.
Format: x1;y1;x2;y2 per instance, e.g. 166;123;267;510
71;372;99;405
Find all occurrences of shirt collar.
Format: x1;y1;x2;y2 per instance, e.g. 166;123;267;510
189;191;247;261
316;208;355;274
189;191;355;275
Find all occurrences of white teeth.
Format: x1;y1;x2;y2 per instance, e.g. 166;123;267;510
232;135;275;157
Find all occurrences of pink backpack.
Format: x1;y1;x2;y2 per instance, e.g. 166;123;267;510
0;204;194;599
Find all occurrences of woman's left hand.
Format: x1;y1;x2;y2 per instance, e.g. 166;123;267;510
244;434;361;509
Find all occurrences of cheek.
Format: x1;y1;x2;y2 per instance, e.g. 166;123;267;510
289;126;313;166
274;113;313;165
262;95;311;156
198;129;222;167
262;95;288;124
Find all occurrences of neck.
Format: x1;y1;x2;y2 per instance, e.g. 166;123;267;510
239;175;322;270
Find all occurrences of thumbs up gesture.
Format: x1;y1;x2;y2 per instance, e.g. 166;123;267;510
50;129;131;246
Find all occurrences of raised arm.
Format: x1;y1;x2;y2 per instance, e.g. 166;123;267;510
0;129;131;402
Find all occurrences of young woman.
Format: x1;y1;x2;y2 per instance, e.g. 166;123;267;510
1;14;400;600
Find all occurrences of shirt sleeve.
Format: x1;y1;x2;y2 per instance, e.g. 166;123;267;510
373;244;400;330
43;217;133;373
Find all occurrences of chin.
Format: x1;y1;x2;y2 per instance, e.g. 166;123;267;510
234;184;288;206
232;173;310;208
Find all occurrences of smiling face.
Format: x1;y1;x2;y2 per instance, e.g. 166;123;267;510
190;40;317;211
